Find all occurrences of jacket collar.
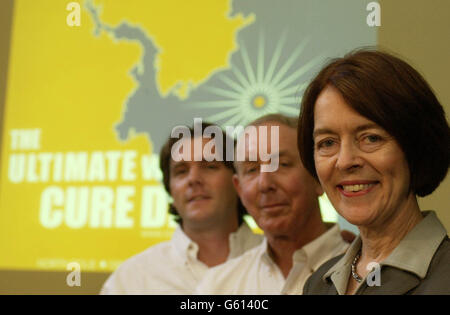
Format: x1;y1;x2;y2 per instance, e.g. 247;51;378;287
322;211;448;295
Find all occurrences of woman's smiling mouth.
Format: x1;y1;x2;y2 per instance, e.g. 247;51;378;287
337;181;379;197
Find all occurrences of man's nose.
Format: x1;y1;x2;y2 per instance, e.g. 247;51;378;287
187;165;204;186
257;170;277;193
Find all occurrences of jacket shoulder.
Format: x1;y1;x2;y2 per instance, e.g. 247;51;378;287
303;254;344;295
414;236;450;294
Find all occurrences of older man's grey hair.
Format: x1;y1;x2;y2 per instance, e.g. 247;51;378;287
233;113;298;171
247;113;298;129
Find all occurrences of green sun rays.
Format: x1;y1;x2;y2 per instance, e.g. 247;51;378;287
189;30;322;127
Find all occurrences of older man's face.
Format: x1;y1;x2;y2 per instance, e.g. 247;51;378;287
233;122;323;236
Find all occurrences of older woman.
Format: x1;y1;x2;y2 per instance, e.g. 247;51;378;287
298;49;450;295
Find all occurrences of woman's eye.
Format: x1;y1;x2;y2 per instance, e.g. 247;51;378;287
318;139;335;148
366;135;381;143
362;134;383;145
359;133;386;152
315;138;339;156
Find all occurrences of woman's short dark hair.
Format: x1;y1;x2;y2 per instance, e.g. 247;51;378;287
297;48;450;197
159;121;247;224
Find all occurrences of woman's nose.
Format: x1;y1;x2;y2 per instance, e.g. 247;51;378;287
336;141;363;171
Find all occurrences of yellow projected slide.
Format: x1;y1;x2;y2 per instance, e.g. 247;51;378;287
0;0;253;272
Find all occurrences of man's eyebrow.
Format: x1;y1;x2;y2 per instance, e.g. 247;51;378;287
266;150;289;159
276;150;289;158
240;160;259;165
170;161;187;169
199;159;223;164
313;123;379;138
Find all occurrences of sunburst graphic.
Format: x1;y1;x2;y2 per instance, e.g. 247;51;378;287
189;31;323;126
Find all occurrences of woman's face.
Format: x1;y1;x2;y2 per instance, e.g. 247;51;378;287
312;85;412;228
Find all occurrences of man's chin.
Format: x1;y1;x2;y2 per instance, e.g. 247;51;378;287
260;205;289;217
258;218;290;236
187;198;212;207
185;207;212;217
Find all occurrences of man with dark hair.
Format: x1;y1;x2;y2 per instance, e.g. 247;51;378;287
101;121;262;294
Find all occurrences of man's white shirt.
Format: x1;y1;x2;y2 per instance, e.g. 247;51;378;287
196;224;349;295
101;222;263;294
